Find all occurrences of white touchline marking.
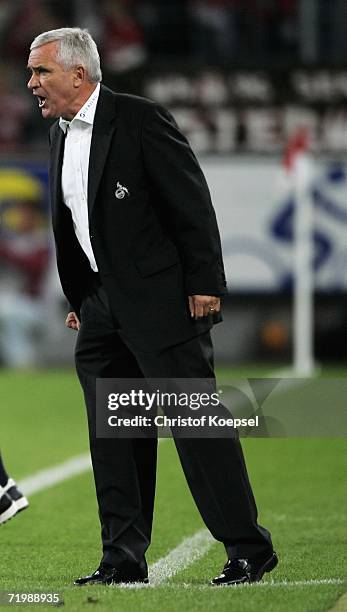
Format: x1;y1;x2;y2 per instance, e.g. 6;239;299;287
264;513;347;524
149;529;214;586
16;456;345;591
16;453;214;588
116;576;345;590
234;578;346;588
17;440;168;496
17;453;92;496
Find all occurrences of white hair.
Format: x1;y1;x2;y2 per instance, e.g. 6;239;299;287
30;27;102;83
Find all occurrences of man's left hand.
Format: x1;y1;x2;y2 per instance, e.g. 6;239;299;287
188;295;221;319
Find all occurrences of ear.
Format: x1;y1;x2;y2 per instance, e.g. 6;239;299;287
73;65;85;87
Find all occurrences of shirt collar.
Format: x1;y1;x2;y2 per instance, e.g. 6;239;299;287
59;83;101;134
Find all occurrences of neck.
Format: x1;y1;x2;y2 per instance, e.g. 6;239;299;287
62;83;98;120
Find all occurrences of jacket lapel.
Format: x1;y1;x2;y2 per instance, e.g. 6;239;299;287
49;124;65;227
88;85;118;219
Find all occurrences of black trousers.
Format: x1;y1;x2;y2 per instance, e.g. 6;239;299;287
75;282;273;566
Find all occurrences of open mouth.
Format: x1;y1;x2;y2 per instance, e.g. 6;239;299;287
38;96;46;108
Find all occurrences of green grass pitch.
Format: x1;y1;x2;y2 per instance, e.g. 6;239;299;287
0;367;346;611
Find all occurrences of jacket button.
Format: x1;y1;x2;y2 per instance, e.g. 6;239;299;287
90;234;94;239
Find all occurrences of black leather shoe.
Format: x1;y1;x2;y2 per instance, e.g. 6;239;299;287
211;551;278;586
74;560;149;586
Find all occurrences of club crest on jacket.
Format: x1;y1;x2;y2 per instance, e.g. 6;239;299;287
115;182;129;199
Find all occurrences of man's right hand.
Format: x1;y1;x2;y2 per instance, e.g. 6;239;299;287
65;312;81;331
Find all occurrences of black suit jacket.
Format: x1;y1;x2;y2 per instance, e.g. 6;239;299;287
49;85;227;352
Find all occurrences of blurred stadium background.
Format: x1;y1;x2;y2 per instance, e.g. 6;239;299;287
0;2;346;611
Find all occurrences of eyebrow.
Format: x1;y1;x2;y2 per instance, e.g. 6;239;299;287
27;65;52;72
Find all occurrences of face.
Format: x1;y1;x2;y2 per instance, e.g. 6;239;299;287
27;41;83;120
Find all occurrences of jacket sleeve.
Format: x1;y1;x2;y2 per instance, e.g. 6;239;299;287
141;103;227;296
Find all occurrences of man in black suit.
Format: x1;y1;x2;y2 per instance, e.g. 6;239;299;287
27;27;277;587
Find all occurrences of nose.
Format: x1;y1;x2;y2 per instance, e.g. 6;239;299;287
27;73;39;90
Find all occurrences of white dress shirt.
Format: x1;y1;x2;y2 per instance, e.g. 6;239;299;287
60;83;100;272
